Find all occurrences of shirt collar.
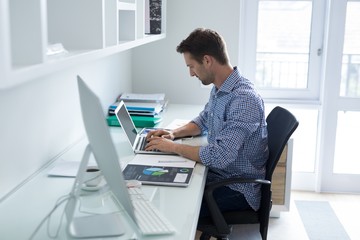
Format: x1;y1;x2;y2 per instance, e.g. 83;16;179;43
216;66;240;94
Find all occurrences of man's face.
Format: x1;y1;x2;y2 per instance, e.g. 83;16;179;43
183;52;214;86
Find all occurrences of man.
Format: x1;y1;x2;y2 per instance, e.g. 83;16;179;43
145;28;268;216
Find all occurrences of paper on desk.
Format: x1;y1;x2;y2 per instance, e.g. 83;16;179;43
47;158;97;177
165;119;191;130
128;154;196;168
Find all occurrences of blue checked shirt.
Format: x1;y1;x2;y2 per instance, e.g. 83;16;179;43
192;67;268;211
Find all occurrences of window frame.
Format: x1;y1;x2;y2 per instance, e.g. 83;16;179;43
238;0;326;102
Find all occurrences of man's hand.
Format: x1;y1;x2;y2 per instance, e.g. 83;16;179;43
146;129;175;140
145;136;176;153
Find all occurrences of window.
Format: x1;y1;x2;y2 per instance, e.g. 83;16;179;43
340;2;360;97
240;0;360;192
256;1;312;90
240;0;324;100
240;0;324;175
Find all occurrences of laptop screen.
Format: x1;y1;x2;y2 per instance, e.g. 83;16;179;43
115;101;138;147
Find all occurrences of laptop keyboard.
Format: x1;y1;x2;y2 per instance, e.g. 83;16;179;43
137;136;160;152
139;136;147;151
128;187;176;235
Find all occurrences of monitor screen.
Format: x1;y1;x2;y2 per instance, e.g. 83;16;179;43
76;76;136;222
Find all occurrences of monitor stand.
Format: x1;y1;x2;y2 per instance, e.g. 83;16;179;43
65;144;126;238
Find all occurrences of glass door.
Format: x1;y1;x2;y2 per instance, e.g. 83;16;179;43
320;0;360;192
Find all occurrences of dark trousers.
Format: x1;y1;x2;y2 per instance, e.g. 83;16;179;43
199;185;251;218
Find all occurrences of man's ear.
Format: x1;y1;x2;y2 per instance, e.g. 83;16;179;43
203;55;212;67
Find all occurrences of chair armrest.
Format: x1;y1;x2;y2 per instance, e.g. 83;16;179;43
205;178;271;192
202;178;271;235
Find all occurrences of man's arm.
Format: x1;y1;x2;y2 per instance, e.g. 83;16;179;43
145;136;202;162
146;122;202;140
171;122;202;139
145;122;202;162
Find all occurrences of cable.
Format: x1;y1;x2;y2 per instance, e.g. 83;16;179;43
46;194;71;238
29;194;72;240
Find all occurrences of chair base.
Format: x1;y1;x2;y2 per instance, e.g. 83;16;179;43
200;233;229;240
200;232;230;240
198;225;233;240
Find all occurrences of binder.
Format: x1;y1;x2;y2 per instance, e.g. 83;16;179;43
106;115;162;128
145;0;162;34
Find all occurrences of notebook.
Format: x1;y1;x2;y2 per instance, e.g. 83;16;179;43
123;154;196;187
114;100;177;155
123;165;194;187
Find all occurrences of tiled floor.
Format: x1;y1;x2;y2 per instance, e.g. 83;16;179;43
195;190;360;240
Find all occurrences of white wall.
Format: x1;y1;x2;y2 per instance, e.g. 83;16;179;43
0;0;242;201
132;0;241;105
0;51;133;200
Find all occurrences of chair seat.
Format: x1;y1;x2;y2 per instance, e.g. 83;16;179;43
198;210;259;229
198;210;259;239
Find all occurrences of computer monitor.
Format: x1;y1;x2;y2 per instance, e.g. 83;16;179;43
65;76;137;238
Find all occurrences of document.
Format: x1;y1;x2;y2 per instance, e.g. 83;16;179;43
123;154;195;187
48;158;97;177
165;119;209;147
165;119;190;130
128;154;196;168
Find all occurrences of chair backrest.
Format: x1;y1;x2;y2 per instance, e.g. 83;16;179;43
257;106;298;239
265;106;299;181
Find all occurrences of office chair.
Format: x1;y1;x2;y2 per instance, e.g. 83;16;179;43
197;106;299;240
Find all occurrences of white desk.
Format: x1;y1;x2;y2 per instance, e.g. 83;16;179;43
0;104;207;240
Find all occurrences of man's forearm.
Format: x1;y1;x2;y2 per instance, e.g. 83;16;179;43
173;144;201;162
172;122;201;139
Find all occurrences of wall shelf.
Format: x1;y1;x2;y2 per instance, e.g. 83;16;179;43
0;0;166;89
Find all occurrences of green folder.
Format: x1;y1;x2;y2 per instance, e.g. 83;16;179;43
106;115;162;128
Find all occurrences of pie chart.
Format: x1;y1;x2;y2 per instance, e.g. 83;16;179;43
143;167;169;176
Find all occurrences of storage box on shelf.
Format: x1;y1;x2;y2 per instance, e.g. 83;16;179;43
0;0;166;89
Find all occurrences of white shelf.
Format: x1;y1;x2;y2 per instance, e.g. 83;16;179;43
0;0;166;89
5;34;165;89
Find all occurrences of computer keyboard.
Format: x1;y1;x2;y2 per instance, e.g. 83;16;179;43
128;187;176;235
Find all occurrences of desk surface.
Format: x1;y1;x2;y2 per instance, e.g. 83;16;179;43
0;104;207;240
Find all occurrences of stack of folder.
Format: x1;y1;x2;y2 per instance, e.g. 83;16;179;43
107;93;167;128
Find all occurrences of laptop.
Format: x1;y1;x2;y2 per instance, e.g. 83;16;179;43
114;100;177;155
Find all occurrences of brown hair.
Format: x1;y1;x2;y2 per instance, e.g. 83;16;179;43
176;28;229;65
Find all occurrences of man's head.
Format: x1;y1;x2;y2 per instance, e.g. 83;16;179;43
176;28;229;65
176;28;231;86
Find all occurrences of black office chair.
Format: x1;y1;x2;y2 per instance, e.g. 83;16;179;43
197;106;299;240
